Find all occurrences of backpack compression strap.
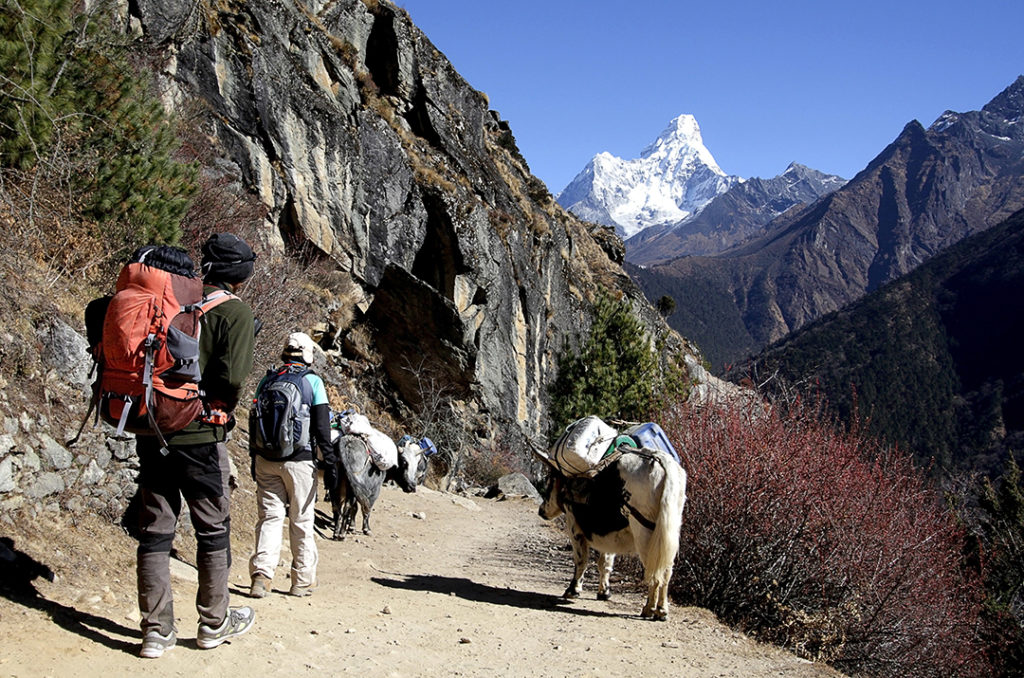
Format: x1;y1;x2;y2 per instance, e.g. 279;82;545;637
195;289;239;426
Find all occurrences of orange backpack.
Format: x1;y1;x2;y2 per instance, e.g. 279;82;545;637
86;247;235;450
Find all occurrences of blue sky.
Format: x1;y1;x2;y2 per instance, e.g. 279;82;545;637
397;0;1024;194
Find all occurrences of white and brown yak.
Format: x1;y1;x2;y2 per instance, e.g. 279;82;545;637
536;448;687;620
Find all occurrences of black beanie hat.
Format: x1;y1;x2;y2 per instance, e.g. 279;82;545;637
201;233;255;284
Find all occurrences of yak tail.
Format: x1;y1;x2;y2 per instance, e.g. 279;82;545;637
642;452;687;587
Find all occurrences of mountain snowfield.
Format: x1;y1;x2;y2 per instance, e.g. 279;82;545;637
557;114;741;239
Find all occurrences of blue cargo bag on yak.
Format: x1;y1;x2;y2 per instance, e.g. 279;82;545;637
623;422;681;464
250;365;313;459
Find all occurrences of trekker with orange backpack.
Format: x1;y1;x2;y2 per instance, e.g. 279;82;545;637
129;234;258;659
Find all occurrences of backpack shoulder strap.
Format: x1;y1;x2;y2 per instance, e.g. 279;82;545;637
283;365;315;403
199;289;238;313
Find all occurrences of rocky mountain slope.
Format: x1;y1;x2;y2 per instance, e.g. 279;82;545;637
129;0;712;447
556;114;741;239
630;76;1024;369
730;207;1024;475
2;0;753;534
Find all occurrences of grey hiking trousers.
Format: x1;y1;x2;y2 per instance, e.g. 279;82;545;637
135;438;233;635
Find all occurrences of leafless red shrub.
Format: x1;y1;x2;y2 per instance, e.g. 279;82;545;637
662;401;988;677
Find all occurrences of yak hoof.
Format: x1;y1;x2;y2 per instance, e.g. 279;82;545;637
641;606;667;621
562;588;580;599
597;592;611;601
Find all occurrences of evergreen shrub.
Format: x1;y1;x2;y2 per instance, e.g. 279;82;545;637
549;288;687;433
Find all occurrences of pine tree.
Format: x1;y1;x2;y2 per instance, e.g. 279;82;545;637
0;0;195;245
0;0;73;169
549;288;687;432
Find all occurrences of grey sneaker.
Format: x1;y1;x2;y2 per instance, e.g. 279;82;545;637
196;606;255;649
139;629;176;658
289;583;314;597
249;575;270;599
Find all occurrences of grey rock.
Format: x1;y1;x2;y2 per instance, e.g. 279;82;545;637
108;438;136;462
37;317;92;389
81;460;105;486
0;457;14;493
493;473;541;503
21;450;41;473
37;434;72;470
25;472;65;499
131;0;196;43
94;444;112;469
60;467;80;488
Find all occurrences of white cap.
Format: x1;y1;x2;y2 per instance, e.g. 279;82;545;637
282;332;316;364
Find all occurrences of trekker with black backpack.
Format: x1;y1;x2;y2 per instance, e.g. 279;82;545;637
248;331;334;599
130;234;258;658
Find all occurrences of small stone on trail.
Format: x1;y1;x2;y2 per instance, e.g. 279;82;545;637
346;628;357;634
412;512;425;520
662;641;680;649
459;637;471;644
381;605;392;614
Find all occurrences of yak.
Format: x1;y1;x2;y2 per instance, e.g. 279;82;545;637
330;435;430;539
537;448;686;620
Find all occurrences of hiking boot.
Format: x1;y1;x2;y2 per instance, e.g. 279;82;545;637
139;629;176;659
289;583;314;597
249;575;270;599
196;606;255;649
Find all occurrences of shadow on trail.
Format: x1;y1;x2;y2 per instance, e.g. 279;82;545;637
313;507;335;538
1;537;137;655
372;574;622;618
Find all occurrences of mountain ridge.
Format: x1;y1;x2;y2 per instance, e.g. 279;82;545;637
729;207;1024;475
626;162;846;262
629;75;1024;369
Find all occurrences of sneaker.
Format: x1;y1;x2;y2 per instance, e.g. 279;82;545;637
249;575;270;599
196;606;255;649
139;629;176;658
289;584;314;597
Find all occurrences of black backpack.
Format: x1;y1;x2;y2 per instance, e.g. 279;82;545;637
249;365;313;459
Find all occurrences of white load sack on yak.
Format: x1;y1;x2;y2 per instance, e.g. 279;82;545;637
549;415;619;476
335;411;398;471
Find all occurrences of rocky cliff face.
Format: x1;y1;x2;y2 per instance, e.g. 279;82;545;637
0;0;754;522
630;76;1024;369
128;0;701;446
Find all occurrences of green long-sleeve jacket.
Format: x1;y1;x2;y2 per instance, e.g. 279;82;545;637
165;285;256;446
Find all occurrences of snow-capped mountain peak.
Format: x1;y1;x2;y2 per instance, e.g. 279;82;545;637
641;114;720;169
557;114;741;239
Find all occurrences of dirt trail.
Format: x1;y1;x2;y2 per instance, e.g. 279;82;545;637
0;483;840;678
